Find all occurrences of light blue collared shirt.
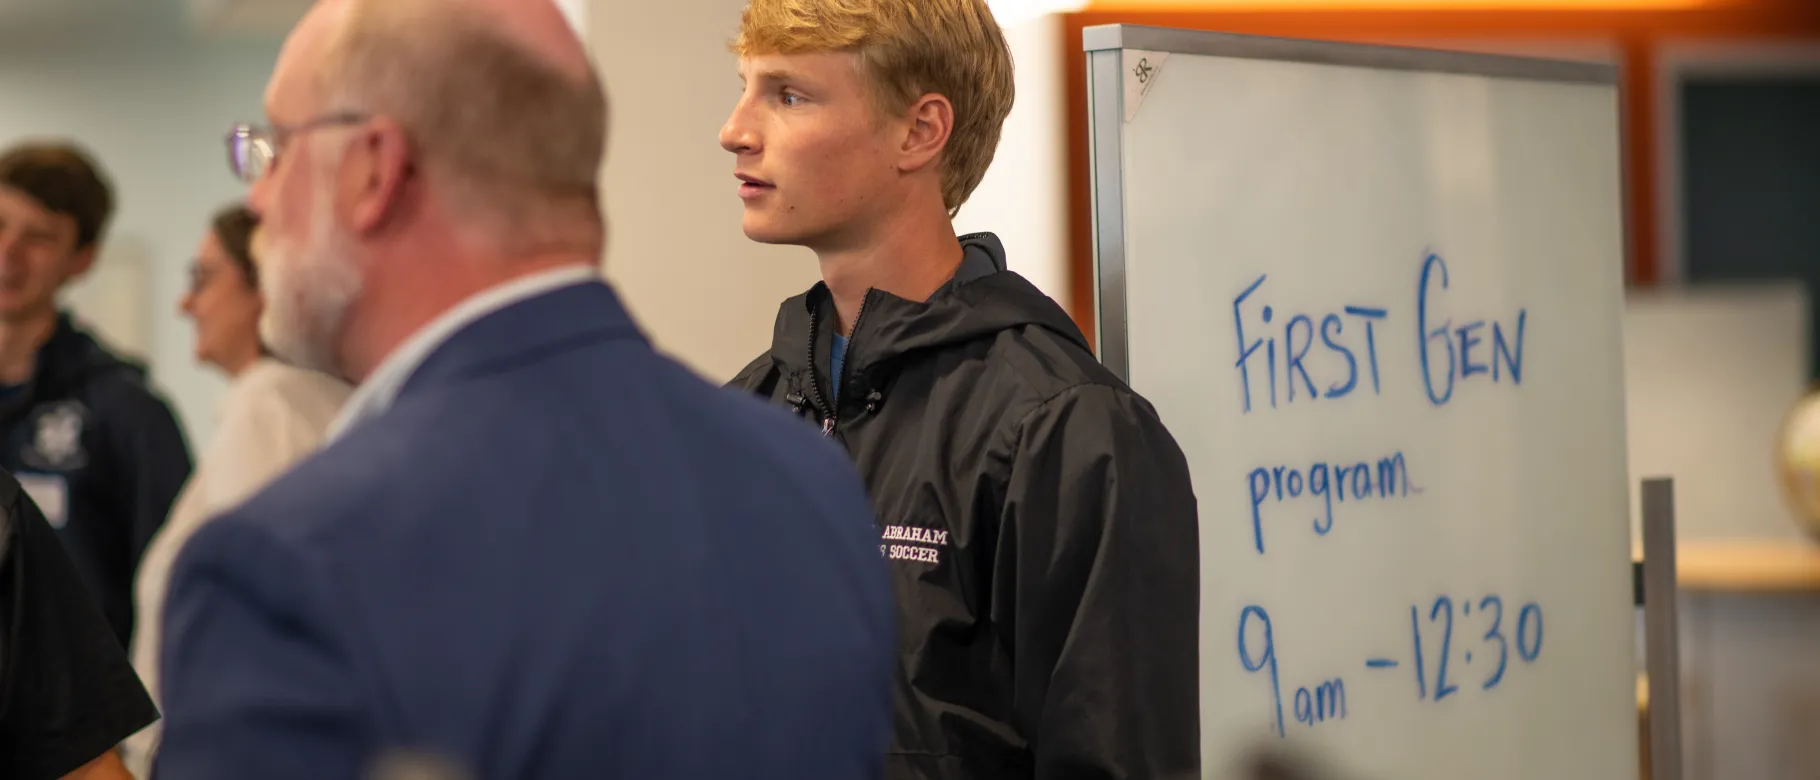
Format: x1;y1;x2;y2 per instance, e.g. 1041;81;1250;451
325;265;602;441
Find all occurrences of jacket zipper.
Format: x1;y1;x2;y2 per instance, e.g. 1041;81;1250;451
804;291;874;437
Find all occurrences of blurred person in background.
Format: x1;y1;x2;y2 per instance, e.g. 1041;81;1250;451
120;202;351;778
0;142;192;648
153;0;894;778
0;468;157;780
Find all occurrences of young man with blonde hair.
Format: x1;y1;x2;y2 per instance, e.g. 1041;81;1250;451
723;1;1201;777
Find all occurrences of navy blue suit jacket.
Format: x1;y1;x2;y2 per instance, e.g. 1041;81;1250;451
155;281;894;779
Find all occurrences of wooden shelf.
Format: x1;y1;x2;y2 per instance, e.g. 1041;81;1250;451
1634;539;1820;593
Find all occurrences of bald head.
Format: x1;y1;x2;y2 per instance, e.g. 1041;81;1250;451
458;0;593;82
267;0;348;110
276;0;606;244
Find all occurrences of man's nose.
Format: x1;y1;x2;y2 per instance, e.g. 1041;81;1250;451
720;103;759;155
247;169;274;215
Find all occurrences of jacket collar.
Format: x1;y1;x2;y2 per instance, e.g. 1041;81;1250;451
763;231;1087;381
0;312;140;424
328;268;638;440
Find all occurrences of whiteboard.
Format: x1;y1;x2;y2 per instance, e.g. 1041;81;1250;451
1085;25;1639;780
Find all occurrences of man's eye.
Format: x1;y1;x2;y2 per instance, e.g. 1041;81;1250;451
780;91;803;106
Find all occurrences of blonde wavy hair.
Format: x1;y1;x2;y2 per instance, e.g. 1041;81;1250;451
733;0;1014;217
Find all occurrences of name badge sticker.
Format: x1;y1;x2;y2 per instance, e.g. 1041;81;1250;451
16;472;69;529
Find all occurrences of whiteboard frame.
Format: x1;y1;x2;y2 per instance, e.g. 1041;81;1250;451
1083;23;1616;380
1081;23;1657;779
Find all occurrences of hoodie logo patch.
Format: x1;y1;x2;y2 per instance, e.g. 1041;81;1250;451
880;524;948;565
23;401;88;471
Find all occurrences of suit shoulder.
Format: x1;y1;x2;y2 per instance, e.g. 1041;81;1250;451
695;368;854;480
209;418;419;548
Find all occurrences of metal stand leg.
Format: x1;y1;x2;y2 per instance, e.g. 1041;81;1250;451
1642;477;1683;780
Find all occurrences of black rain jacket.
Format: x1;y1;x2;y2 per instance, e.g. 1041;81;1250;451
730;232;1201;780
0;466;160;780
0;313;191;646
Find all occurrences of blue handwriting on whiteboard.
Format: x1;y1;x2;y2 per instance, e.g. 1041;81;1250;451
1233;274;1388;414
1416;251;1528;407
1240;605;1347;738
1231;252;1532;411
1246;451;1422;554
1241;597;1547;740
1365;595;1545;702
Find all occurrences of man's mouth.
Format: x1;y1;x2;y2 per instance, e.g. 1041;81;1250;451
736;173;774;200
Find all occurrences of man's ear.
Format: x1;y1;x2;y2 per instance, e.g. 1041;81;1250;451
347;116;414;233
898;93;954;174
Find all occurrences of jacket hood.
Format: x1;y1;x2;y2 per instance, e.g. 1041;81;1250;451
765;232;1089;379
0;313;143;425
37;313;145;392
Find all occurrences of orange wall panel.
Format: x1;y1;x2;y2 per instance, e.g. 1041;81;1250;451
1059;1;1820;340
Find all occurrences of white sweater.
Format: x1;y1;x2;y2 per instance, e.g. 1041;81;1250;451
121;358;351;778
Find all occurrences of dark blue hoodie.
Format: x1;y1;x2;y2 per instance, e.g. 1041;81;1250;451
1;312;191;646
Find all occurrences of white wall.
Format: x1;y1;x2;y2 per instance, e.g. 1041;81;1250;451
589;0;819;383
0;19;283;450
554;0;586;41
953;13;1070;306
588;0;1069;382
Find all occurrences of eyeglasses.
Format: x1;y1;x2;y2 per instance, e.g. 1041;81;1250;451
186;262;217;295
224;112;369;184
